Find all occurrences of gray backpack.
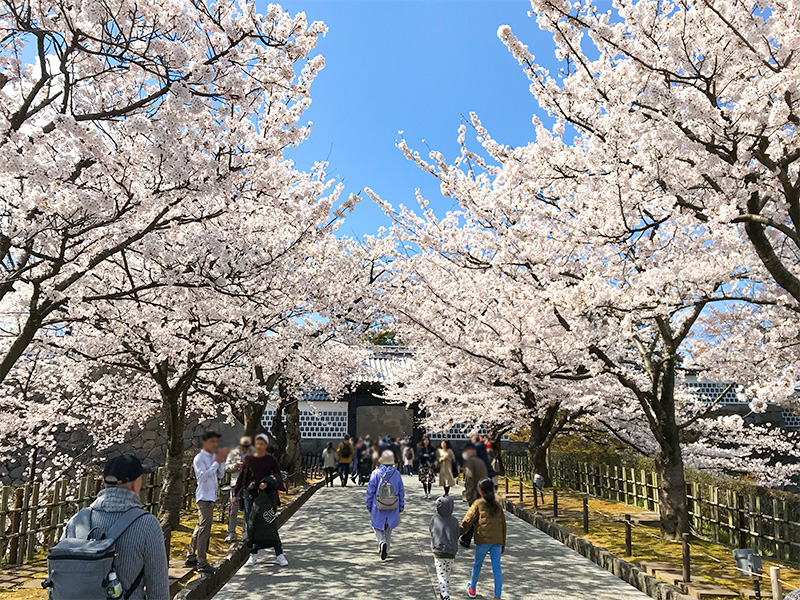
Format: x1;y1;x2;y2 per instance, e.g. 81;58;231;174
376;468;399;511
44;507;148;600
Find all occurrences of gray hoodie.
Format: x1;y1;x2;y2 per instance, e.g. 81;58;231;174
429;495;459;558
63;487;170;600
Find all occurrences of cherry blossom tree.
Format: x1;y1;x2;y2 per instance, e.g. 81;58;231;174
0;0;326;383
497;0;800;399
0;0;384;544
372;106;789;536
370;199;596;485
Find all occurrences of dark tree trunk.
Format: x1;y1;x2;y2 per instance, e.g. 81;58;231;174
488;427;505;477
655;436;689;539
0;310;44;385
242;399;266;441
158;389;187;556
284;397;303;486
269;401;287;465
652;365;690;539
526;403;561;487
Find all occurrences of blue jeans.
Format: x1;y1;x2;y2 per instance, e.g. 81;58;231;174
470;544;502;599
243;495;253;538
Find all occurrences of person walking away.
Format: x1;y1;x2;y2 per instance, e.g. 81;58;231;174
234;434;282;545
430;495;459;600
389;437;401;464
365;450;405;560
437;440;456;496
471;435;496;482
461;478;506;600
336;434;354;487
186;431;227;573
402;440;415;476
351;437;364;484
418;436;437;499
54;454;169;600
321;442;337;487
459;443;488;549
245;471;288;566
225;436;253;543
370;441;381;470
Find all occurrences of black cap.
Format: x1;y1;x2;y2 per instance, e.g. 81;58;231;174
201;431;221;442
103;454;151;485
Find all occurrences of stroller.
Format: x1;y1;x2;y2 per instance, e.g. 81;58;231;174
358;454;372;485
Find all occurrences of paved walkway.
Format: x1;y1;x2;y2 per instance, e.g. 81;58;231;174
213;476;651;599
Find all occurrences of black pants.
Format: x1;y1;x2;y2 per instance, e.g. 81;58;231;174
338;463;351;486
251;540;282;556
324;468;336;487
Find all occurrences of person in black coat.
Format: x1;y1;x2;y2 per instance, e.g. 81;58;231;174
245;473;289;567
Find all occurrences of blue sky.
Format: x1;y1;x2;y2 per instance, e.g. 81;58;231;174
278;0;559;238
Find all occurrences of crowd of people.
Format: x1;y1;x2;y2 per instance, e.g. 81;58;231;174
360;434;506;600
48;430;504;600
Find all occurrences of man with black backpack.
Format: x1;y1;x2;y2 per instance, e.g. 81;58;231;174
336;434;354;487
46;454;169;600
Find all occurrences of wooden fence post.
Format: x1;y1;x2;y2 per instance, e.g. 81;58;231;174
738;493;747;549
771;566;783;600
0;485;10;559
682;533;691;583
9;487;23;564
625;514;632;556
26;482;40;561
553;489;559;519
583;498;589;533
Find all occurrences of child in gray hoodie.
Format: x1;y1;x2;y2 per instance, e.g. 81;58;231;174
430;495;460;600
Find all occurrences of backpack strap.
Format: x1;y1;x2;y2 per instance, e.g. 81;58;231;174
123;568;145;600
379;467;395;485
104;507;149;542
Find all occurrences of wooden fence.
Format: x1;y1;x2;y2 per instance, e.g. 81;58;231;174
0;453;323;567
0;466;198;566
502;451;800;563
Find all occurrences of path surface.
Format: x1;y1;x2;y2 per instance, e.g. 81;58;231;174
213;476;651;600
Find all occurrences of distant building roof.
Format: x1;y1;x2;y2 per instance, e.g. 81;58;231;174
355;348;415;385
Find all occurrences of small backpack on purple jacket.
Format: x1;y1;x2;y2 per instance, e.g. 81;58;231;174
376;468;399;511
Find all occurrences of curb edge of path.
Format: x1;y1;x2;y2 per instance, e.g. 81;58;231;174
175;479;326;600
500;497;694;600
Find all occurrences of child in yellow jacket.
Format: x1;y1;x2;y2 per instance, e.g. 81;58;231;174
460;478;506;600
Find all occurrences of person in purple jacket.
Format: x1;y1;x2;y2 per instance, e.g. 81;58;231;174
365;450;405;561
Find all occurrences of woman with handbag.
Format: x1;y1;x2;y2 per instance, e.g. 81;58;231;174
418;436;437;499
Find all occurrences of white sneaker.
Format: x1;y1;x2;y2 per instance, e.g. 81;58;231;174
276;553;289;567
224;534;235;543
246;554;258;567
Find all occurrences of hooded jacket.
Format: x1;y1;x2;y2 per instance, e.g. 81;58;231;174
460;498;507;550
429;495;460;558
63;487;169;600
365;465;405;530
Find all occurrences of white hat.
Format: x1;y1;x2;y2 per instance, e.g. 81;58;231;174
378;450;395;466
255;434;269;444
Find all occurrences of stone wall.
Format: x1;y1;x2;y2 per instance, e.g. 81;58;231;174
1;412;243;486
355;405;414;441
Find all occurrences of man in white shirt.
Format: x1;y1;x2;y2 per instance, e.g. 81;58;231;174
185;431;228;573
